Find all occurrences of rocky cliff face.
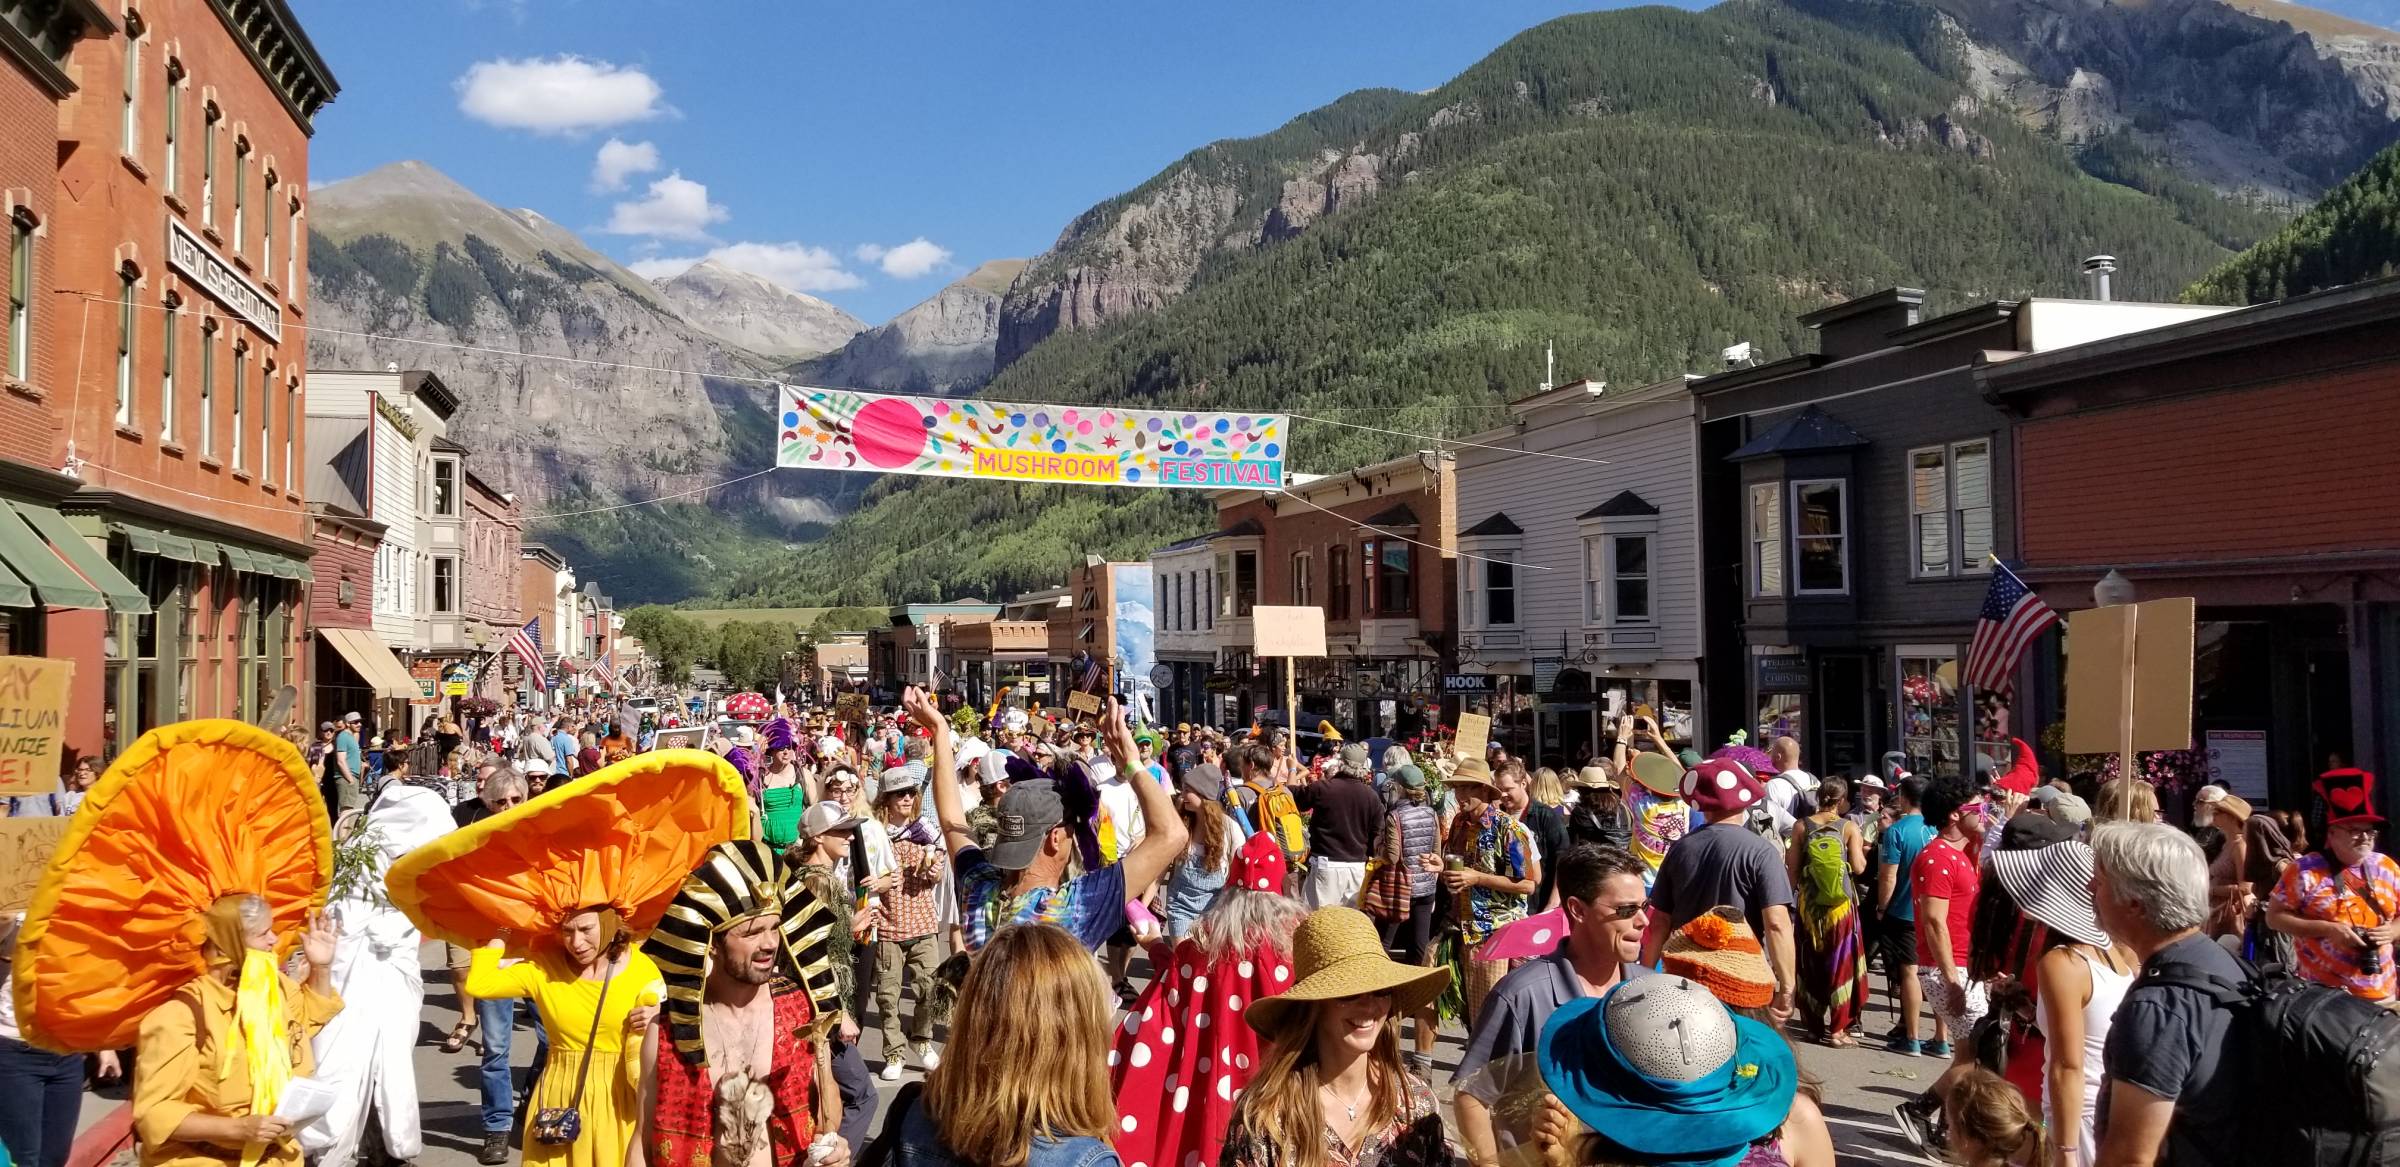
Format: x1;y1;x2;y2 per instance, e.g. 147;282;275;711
988;0;2400;366
800;259;1026;394
653;259;866;361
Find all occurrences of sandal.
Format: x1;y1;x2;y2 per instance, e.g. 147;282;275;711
441;1019;475;1054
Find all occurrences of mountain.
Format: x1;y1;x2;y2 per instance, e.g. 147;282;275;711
653;259;867;360
796;259;1027;394
990;0;2397;364
305;162;843;603
708;1;2274;609
2184;138;2400;303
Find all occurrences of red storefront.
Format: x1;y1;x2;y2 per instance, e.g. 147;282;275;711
1983;277;2400;816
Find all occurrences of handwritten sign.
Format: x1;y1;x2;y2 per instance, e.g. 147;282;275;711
0;816;71;912
1066;691;1104;716
1454;712;1492;764
834;693;869;725
652;725;707;751
0;657;72;795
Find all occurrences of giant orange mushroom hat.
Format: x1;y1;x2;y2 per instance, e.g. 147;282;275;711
13;719;332;1053
384;748;750;958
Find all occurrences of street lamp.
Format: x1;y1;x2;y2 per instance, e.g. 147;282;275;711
2093;569;2136;608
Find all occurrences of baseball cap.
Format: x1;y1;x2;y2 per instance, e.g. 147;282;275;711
1392;763;1427;790
318;721;336;732
988;782;1067;871
802;801;865;838
877;766;924;798
1339;743;1370;773
2030;785;2092;826
344;712;363;723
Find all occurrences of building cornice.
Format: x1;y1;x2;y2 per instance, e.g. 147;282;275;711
206;0;338;135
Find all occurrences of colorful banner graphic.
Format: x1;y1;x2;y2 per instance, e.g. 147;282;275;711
776;385;1287;491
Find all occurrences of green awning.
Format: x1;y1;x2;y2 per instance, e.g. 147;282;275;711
0;555;31;609
15;505;149;615
0;502;104;609
113;523;159;555
220;545;257;574
287;556;315;583
150;529;198;563
257;554;294;580
185;538;221;570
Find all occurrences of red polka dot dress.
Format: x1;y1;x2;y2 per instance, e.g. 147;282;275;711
1110;832;1295;1167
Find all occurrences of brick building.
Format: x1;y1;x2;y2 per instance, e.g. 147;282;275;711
462;468;521;698
306;507;412;727
0;0;335;762
1984;275;2400;813
516;542;574;709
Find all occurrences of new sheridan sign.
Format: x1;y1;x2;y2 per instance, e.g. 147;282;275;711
167;219;282;344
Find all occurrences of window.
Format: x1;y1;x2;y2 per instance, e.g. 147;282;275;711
285;203;300;296
120;17;140;157
159;295;177;442
1791;479;1849;594
433;557;456;614
201;105;218;226
257;361;272;480
229;343;245;470
1290;551;1312;606
1327;546;1350;621
8;214;30;381
1749;482;1782;597
232;140;248;252
281;377;294;484
1484;559;1516;626
1612;535;1651;622
1909;441;1994;578
260;174;275;275
198;321;216;456
432;458;458;516
1365;540;1413;616
1233;550;1257;617
162;62;180;194
114;270;135;426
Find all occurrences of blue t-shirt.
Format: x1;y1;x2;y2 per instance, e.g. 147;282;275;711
954;846;1128;953
551;731;579;765
1879;813;1937;921
334;729;362;779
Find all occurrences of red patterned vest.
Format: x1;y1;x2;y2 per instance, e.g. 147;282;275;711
648;986;819;1167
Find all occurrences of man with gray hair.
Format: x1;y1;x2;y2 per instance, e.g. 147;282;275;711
1295;742;1385;908
2093;821;2246;1167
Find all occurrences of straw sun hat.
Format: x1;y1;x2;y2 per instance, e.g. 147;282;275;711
1244;907;1452;1032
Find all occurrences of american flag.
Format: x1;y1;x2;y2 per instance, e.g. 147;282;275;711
1963;559;2060;695
590;656;620;691
506;619;547;683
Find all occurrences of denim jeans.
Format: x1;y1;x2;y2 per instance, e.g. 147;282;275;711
476;997;547;1134
0;1036;84;1167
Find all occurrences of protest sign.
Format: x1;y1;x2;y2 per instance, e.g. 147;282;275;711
0;656;71;795
1066;691;1103;716
834;693;869;725
0;816;70;912
778;386;1287;491
1454;712;1493;764
652;725;708;750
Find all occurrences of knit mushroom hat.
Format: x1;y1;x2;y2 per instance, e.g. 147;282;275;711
1681;758;1767;818
1659;907;1775;1009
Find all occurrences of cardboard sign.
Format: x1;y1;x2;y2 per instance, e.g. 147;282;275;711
834;693;870;725
1454;712;1493;763
652;726;708;751
0;816;71;912
1066;691;1104;715
2064;598;2196;755
1252;606;1328;658
0;657;72;795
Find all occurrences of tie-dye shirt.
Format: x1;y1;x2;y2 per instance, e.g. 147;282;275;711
955;846;1128;953
1629;786;1691;890
2272;851;2400;1001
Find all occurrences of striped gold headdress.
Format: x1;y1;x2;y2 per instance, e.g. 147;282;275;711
641;839;843;1063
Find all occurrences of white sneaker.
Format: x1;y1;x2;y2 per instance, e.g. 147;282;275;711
916;1042;941;1071
878;1060;904;1082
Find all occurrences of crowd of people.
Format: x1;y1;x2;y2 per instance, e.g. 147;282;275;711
6;693;2398;1167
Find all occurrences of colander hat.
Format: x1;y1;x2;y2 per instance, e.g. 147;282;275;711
1538;976;1797;1167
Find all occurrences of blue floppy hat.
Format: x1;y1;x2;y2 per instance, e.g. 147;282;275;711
1537;976;1797;1167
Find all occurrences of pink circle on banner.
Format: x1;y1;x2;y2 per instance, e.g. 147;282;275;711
853;397;931;468
1078;421;1094;435
1063;409;1080;425
1100;412;1116;427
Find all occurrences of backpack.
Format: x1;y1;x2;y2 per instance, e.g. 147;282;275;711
1245;779;1309;867
2148;958;2400;1165
1799;818;1850;907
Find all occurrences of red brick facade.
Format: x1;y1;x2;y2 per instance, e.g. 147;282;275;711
307;514;376;631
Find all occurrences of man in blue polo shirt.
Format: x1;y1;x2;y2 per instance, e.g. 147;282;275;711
1876;775;1938;1055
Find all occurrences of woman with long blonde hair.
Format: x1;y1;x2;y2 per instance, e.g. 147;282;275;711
1220;907;1454;1167
873;923;1118;1167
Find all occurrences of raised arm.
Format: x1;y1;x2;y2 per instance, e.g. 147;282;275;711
1106;697;1188;901
905;686;973;855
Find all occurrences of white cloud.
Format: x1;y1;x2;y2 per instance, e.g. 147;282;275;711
589;138;660;192
629;242;864;293
455;55;663;134
602;172;727;241
853;237;953;279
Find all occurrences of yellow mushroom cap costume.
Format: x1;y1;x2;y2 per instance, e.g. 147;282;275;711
383;748;752;956
12;719;332;1054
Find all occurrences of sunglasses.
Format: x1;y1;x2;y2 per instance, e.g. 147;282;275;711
1579;899;1650;920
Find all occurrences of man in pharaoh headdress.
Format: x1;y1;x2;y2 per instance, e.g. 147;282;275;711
637;840;851;1167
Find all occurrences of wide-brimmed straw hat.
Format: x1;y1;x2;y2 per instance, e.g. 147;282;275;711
1449;755;1498;790
1989;840;2110;950
1574;764;1619;791
1244;906;1451;1032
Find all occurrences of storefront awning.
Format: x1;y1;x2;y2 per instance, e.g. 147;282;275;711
219;545;257;574
319;627;421;701
0;501;105;610
17;505;149;615
185;538;221;569
0;556;31;608
108;521;199;563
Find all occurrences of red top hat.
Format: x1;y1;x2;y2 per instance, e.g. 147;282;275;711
2315;768;2384;827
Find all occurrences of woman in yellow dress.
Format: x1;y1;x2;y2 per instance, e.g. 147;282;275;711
466;906;664;1167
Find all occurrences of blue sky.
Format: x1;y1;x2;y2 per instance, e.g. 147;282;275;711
289;0;1632;324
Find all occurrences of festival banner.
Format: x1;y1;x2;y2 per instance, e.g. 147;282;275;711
777;385;1288;491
